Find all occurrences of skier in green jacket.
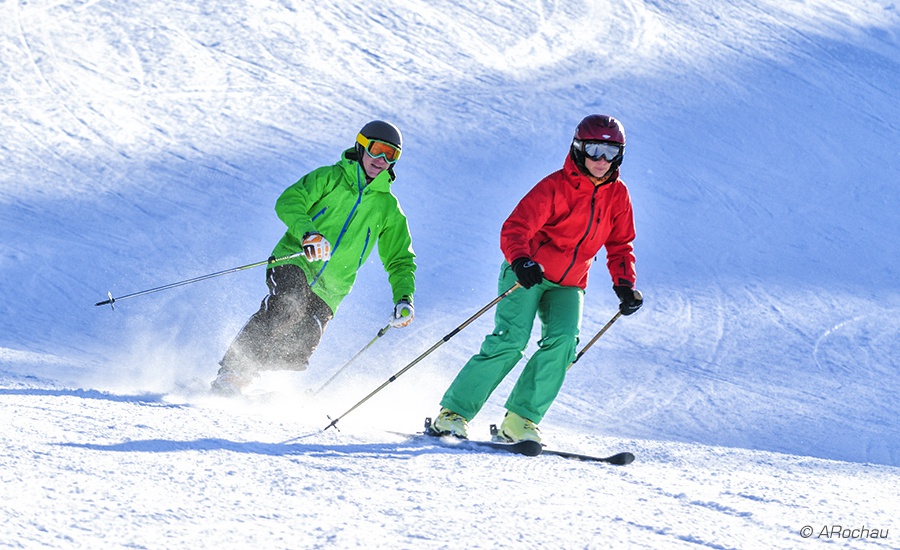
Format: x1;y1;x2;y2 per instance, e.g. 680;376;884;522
211;120;416;395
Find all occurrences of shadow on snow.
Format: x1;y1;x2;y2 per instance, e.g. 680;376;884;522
53;437;489;460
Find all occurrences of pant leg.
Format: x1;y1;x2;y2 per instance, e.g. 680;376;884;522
218;292;276;378
505;283;583;423
439;262;542;421
260;264;334;371
219;262;333;377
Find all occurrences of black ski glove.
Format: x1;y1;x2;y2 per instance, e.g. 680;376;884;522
614;285;643;316
510;257;543;289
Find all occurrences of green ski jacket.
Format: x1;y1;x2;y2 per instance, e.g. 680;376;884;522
271;149;416;314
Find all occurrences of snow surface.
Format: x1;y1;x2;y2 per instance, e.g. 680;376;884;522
2;0;899;548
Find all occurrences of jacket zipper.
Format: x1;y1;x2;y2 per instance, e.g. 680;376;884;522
358;228;371;268
556;185;599;284
310;165;366;286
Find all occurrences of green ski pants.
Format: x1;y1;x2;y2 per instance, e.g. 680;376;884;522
440;261;583;424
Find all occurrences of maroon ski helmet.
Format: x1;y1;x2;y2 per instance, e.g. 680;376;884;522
573;114;626;145
570;114;626;178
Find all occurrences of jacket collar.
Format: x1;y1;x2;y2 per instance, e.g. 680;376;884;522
563;154;620;190
341;148;394;192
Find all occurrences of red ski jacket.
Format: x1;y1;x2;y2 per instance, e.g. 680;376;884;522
500;154;636;290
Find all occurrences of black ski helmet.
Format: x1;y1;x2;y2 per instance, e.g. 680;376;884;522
356;120;402;160
570;114;626;177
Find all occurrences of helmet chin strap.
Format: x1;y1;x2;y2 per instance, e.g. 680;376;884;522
354;144;375;183
571;147;589;175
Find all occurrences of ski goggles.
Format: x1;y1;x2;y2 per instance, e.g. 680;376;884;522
573;139;622;162
357;134;401;163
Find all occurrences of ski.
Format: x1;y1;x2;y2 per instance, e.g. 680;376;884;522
421;417;542;456
488;422;635;465
433;435;543;457
409;418;636;464
539;448;635;465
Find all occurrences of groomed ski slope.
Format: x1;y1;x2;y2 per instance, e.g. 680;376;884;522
1;0;899;547
3;374;897;548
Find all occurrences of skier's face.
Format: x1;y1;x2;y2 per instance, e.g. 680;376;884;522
362;149;390;179
584;156;612;181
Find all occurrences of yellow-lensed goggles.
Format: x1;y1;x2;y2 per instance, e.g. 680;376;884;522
357;134;401;163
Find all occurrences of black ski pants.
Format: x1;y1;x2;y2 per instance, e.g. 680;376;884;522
218;261;333;377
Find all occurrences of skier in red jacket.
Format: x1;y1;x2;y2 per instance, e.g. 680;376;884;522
431;114;643;442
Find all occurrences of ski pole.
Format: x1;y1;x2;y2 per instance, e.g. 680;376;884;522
567;289;641;369
94;251;306;308
323;282;521;431
567;310;621;371
310;323;392;396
